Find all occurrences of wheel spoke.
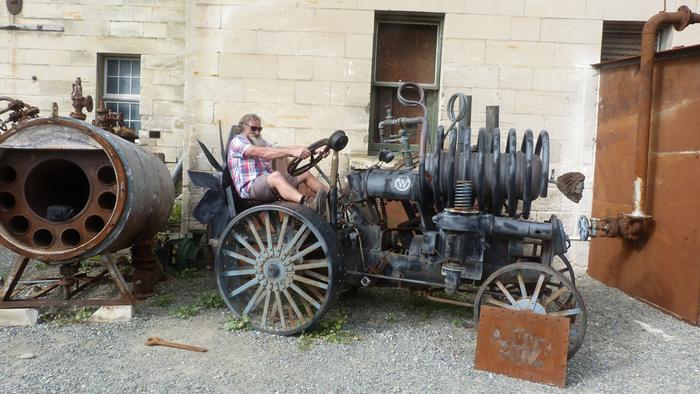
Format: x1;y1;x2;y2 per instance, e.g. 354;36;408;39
260;288;272;326
233;233;261;259
222;248;257;265
275;291;286;329
276;214;289;253
303;270;329;283
282;288;304;321
247;220;265;253
229;278;259;298
300;297;313;318
264;212;273;253
289;282;321;309
221;268;256;277
484;296;512;309
529;273;545;311
293;259;328;271
281;224;309;256
542;286;568;307
289;241;322;262
517;272;527;298
549;307;582;317
495;280;519;308
294;274;328;290
243;284;265;315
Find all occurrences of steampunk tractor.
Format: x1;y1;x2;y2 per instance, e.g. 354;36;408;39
191;82;587;357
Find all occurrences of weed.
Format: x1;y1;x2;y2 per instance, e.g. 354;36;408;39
224;315;252;332
42;307;94;325
168;201;182;225
195;292;225;309
152;293;175;307
385;313;397;323
174;267;200;279
171;304;201;319
298;311;359;351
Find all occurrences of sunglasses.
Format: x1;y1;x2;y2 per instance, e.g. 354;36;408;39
248;125;263;132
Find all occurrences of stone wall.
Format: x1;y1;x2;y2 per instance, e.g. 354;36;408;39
0;0;186;167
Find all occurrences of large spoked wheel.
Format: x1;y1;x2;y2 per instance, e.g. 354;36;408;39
215;202;344;335
474;262;587;358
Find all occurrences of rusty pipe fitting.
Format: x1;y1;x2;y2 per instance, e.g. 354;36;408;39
632;5;700;220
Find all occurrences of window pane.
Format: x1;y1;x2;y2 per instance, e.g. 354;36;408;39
130;121;141;131
131;78;141;94
106;77;119;94
375;22;438;84
130;103;140;120
119;60;132;77
118;103;130;118
118;77;130;95
106;102;118;113
107;60;119;77
131;60;141;77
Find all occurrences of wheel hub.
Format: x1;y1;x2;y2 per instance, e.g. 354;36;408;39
514;298;546;314
262;259;284;281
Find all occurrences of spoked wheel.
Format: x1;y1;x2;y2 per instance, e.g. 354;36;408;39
215;202;344;335
474;262;587;358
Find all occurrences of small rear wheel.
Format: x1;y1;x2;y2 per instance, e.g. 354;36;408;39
474;262;587;358
216;202;344;335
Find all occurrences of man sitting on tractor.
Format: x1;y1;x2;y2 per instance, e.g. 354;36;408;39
227;113;329;213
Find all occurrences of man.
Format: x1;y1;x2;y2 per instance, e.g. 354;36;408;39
227;114;329;213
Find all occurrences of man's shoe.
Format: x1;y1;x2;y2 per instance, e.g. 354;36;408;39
302;189;327;216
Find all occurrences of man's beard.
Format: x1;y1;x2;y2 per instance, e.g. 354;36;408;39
248;133;265;147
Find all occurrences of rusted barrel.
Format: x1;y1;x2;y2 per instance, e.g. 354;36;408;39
0;116;174;262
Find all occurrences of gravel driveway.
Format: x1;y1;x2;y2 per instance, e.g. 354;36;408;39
1;247;699;393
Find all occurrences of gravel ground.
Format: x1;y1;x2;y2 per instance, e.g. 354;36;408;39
1;247;699;393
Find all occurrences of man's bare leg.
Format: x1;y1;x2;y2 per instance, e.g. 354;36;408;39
297;172;329;193
267;171;303;203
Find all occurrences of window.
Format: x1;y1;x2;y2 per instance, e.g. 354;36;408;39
102;56;141;131
600;21;645;62
369;13;443;152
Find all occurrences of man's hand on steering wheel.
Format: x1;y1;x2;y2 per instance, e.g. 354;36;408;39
287;138;330;177
291;146;311;160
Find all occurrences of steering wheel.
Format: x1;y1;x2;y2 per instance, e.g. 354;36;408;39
287;138;330;176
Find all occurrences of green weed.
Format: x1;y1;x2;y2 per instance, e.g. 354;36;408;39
171;304;201;319
224;315;252;332
42;307;94;325
152;293;175;307
195;292;225;309
298;311;359;351
174;267;200;279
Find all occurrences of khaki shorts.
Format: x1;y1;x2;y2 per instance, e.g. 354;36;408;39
248;172;301;202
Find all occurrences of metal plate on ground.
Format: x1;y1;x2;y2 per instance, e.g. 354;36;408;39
474;306;570;387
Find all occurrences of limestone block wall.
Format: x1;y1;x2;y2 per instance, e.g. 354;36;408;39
0;0;186;167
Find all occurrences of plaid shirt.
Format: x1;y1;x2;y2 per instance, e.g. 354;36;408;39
228;134;273;198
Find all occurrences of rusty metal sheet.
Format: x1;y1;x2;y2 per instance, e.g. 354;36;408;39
474;306;570;388
375;22;437;85
589;47;700;325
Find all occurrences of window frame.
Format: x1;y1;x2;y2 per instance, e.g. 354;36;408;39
368;13;444;153
99;55;142;132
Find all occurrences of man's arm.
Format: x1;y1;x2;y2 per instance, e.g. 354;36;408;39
245;145;310;160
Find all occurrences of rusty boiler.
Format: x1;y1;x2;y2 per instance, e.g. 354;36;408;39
0;115;174;263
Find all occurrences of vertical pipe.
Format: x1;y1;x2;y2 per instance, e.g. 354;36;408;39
485;105;499;131
631;5;700;219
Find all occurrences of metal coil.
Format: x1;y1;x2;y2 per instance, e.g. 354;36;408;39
454;180;473;211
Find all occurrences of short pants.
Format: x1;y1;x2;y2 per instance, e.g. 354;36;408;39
248;171;301;202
